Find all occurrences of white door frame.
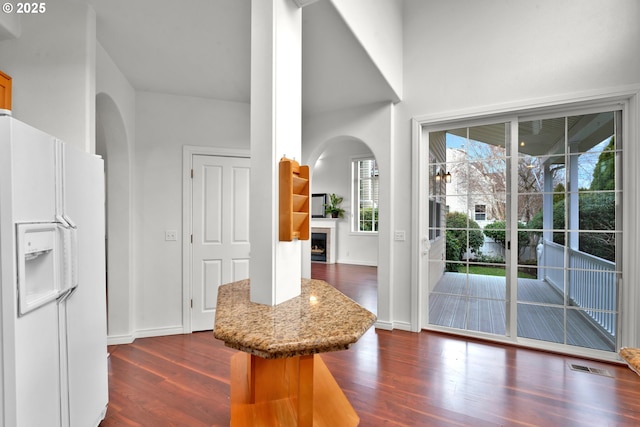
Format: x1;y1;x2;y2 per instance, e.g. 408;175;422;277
411;86;640;360
182;145;250;333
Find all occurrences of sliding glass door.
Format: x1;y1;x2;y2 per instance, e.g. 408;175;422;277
423;108;621;355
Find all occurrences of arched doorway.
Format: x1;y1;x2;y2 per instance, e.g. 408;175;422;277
306;137;379;314
95;93;133;342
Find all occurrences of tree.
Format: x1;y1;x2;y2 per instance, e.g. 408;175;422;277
483;220;530;259
449;144;550;224
445;212;484;271
359;207;378;231
448;145;507;221
577;192;615;261
526;184;616;263
517;156;543;223
579;136;616;261
527;181;567;235
590;136;615;191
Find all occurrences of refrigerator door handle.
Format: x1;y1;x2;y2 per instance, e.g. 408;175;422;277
57;285;78;303
56;214;70;228
68;222;78;289
57;287;72;303
62;214;77;229
58;218;79;292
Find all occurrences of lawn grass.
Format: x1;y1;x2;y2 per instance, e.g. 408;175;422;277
467;265;536;279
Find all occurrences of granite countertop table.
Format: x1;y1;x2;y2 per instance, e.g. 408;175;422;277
213;278;377;359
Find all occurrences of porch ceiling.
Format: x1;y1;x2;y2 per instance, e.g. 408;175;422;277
447;112;614;158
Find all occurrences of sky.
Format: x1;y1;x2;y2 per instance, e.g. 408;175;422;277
443;132;613;190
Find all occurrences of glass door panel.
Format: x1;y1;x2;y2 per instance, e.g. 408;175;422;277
517;111;619;352
428;123;509;337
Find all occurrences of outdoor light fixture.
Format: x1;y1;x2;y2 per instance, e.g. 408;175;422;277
435;169;452;183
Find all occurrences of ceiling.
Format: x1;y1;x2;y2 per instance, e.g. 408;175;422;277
84;0;397;116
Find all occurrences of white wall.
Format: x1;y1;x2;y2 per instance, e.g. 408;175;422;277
311;139;378;266
0;5;20;39
134;91;249;335
392;0;640;331
303;101;396;329
0;0;96;152
402;0;640;112
97;44;136;132
96;43;136;342
330;0;403;100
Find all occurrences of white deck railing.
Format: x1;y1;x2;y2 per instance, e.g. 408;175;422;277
541;240;617;337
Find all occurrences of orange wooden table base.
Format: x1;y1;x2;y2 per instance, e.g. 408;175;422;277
230;352;359;427
215;280;375;426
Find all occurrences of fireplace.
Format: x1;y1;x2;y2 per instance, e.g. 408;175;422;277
311;232;327;262
311;222;336;264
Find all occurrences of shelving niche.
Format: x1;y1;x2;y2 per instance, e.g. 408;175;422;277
279;157;310;241
0;70;12;111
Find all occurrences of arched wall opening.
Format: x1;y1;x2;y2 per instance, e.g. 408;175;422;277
304;135;380;313
95;92;133;341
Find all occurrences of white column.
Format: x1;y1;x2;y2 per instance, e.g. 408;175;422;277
568;144;580;250
540;161;554;280
250;0;303;305
542;162;554;242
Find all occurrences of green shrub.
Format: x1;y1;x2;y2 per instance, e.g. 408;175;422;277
359;207;378;231
445;212;484;270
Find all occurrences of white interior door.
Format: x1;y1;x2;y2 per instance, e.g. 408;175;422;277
191;154;250;331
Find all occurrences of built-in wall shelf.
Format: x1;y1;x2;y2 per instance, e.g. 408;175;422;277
0;70;12;111
279;157;310;241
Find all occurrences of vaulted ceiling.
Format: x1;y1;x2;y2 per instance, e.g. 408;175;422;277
85;0;398;116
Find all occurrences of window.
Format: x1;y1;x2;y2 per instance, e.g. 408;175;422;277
353;158;379;232
429;199;443;240
474;204;486;221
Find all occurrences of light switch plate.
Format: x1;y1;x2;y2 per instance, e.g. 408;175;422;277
165;230;178;241
394;230;406;241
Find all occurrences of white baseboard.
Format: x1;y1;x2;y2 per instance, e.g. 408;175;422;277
374;320;414;332
374;320;393;330
335;258;378;267
393;321;413;331
107;326;185;345
134;326;185;339
107;334;135;345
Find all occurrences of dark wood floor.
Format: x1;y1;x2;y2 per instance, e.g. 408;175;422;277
100;264;640;426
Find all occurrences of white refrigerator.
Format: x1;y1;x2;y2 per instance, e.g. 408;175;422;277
0;115;109;427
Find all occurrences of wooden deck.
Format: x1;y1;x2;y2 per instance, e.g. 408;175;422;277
429;272;616;352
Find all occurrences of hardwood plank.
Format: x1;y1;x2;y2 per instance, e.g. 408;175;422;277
100;264;640;426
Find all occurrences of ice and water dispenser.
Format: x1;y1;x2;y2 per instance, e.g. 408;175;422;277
16;222;75;316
